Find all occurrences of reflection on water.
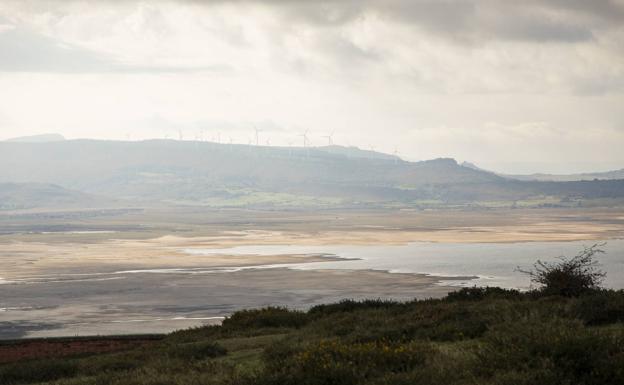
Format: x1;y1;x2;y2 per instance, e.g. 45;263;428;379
187;239;624;289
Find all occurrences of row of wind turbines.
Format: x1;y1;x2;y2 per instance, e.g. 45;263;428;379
162;127;400;159
170;127;336;148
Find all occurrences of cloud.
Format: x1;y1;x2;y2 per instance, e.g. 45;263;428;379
0;20;228;73
0;0;623;174
8;1;622;44
186;0;623;44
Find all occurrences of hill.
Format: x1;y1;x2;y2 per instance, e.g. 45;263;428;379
4;133;66;143
508;169;624;182
1;139;624;208
462;161;624;182
0;182;104;210
2;288;623;384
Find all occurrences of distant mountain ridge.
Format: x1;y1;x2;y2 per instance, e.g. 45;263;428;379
5;133;66;143
506;169;624;182
1;139;623;208
461;161;624;182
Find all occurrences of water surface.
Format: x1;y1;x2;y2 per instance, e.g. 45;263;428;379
189;239;624;289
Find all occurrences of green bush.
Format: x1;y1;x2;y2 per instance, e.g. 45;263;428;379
573;290;624;325
309;299;401;316
222;307;308;330
167;341;227;360
306;301;491;343
403;302;492;341
84;355;140;373
0;359;78;384
478;317;624;385
446;286;522;302
260;339;433;385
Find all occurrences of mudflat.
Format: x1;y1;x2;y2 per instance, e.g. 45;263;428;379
1;206;623;338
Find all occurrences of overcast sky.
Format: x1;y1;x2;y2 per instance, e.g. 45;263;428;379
1;0;623;173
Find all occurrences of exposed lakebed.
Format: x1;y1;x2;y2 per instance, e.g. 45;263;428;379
2;239;623;339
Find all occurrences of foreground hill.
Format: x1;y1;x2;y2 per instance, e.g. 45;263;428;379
1;139;624;208
2;288;623;385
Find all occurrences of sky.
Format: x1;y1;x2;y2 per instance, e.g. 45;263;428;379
0;0;623;174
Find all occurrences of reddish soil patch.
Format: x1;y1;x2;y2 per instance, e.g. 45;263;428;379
0;335;163;364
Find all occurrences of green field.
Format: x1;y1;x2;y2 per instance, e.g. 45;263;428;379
2;288;624;385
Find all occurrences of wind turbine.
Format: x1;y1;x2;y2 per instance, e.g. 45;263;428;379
287;140;294;157
254;127;262;146
299;129;311;158
322;131;334;146
299;129;310;147
178;129;184;141
393;146;400;164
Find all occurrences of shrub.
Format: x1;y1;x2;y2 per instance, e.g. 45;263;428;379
446;286;522;302
518;243;606;297
167;341;227;360
573;290;624;325
421;311;488;341
309;299;401;317
222;307;308;330
306;301;491;343
0;359;78;384
478;317;624;385
260;339;434;385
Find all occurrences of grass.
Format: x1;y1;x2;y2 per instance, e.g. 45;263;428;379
171;189;346;208
2;289;624;384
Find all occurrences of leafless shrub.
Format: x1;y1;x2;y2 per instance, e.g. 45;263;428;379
518;243;606;297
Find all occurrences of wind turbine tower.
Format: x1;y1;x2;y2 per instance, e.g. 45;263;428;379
254;127;262;146
322;131;334;146
299;129;310;147
287;140;294;157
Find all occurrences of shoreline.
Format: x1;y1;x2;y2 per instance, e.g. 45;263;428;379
2;207;623;340
0;267;460;340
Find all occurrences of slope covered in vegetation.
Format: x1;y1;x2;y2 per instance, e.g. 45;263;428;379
2;287;624;385
2;139;624;208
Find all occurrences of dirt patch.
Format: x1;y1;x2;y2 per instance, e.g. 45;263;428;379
0;335;163;363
